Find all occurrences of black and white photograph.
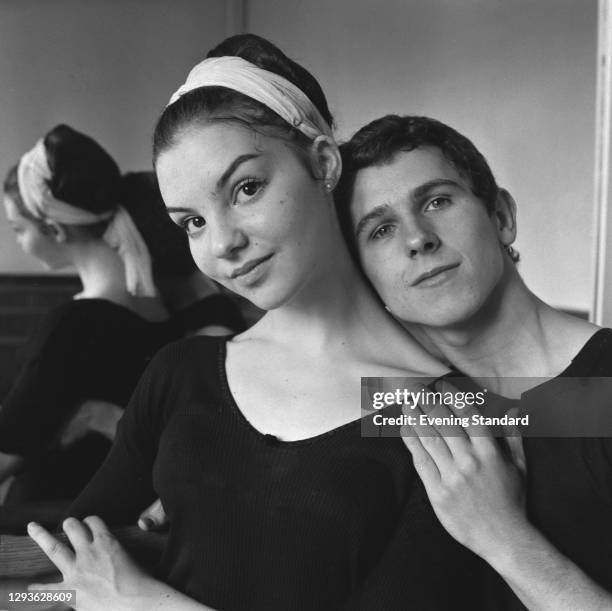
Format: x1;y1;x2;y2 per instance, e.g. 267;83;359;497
0;1;610;609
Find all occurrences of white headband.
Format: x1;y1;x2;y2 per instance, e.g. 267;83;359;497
102;206;156;297
17;139;112;225
167;56;333;140
16;138;157;297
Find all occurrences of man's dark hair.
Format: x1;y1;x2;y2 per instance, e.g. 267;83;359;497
336;115;518;262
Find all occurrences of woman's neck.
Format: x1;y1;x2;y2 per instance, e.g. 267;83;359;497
247;223;446;375
70;239;168;321
71;239;130;303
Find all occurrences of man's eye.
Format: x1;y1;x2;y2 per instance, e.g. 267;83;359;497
425;196;451;211
371;224;395;240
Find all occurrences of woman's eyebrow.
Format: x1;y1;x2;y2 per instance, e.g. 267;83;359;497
165;206;193;214
216;153;261;190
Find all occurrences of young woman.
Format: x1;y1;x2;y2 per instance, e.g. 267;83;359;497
0;127;176;513
26;36;488;610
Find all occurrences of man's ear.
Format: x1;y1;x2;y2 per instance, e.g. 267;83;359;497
494;188;517;246
309;135;342;192
44;220;67;243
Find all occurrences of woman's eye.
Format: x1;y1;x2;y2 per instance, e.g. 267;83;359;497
371;224;395;240
235;178;265;203
182;216;206;235
425;196;451;211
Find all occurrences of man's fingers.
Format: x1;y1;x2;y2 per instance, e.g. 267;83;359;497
418;396;472;458
502;407;527;474
401;428;441;490
436;380;495;446
409;404;456;471
138;498;168;531
27;522;74;573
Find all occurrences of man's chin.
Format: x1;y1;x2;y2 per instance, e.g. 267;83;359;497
393;302;482;331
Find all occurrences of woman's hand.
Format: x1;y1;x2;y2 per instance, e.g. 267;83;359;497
401;384;527;563
27;517;161;611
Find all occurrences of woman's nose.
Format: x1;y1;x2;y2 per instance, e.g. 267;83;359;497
210;220;247;259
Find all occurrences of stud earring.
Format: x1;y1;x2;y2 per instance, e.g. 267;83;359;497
324;181;333;191
504;244;520;263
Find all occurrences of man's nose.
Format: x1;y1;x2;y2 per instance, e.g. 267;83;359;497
404;223;441;258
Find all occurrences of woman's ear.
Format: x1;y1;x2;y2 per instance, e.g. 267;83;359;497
494;188;517;246
309;135;342;192
44;220;67;243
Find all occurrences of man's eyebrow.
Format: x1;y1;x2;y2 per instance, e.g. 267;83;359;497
354;203;392;238
217;153;260;190
411;179;463;201
165;206;193;214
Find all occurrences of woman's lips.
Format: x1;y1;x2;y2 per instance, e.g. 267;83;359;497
230;253;274;282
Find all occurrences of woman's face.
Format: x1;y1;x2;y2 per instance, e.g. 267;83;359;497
3;196;69;269
157;122;330;310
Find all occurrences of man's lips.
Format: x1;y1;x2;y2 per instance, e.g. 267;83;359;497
230;254;273;279
411;263;460;286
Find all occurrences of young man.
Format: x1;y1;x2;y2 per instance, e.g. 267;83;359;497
337;115;612;610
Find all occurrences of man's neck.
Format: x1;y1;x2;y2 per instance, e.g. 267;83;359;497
408;274;575;388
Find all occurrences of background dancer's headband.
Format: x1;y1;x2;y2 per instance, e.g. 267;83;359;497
17;138;156;297
18;139;112;225
167;56;334;140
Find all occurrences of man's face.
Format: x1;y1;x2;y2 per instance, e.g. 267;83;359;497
350;146;509;328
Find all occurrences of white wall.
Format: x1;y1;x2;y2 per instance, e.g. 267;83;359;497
249;0;598;313
0;0;226;273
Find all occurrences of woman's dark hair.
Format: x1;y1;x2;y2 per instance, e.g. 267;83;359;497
43;124;122;215
4;124;121;229
119;172;197;277
153;34;334;163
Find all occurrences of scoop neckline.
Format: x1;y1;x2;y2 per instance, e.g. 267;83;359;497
216;339;368;448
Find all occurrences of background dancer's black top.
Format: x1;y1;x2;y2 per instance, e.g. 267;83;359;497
69;336;488;610
164;293;246;337
0;299;175;507
0;299;174;455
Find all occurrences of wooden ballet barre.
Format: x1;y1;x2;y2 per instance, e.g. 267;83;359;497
0;526;167;579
